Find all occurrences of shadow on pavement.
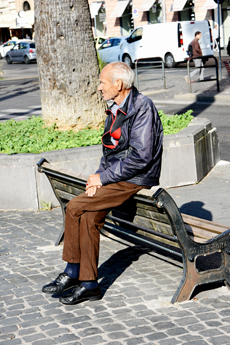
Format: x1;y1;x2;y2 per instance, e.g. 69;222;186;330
172;75;230;118
180;201;213;221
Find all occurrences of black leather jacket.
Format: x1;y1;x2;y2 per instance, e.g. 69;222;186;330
96;86;163;187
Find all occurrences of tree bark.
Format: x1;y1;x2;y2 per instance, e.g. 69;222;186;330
34;0;107;130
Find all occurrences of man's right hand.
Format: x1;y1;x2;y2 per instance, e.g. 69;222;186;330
85;186;101;197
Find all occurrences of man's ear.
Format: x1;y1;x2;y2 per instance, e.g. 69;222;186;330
115;79;122;91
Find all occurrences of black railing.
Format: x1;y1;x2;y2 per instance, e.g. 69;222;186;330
135;57;166;90
186;55;219;93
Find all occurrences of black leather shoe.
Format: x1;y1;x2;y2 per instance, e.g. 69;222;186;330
59;284;102;305
42;273;79;294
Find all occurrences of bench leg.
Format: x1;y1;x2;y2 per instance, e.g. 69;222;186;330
55;205;66;246
171;251;230;303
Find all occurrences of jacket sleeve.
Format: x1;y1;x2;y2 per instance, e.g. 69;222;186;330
95;155;106;175
99;102;158;185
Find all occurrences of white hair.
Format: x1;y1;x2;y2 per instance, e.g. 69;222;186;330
108;62;135;89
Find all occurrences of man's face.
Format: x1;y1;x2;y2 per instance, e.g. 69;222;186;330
197;33;202;40
98;66;119;101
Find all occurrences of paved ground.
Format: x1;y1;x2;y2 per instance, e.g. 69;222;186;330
1;203;230;345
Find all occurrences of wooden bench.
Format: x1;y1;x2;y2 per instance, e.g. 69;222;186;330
37;158;230;304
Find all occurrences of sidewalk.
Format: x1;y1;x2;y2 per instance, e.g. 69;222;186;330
139;49;230;104
1;200;230;345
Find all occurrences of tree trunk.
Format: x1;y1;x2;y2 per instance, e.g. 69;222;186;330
34;0;107;130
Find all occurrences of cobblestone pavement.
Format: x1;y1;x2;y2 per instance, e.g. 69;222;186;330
1;208;230;345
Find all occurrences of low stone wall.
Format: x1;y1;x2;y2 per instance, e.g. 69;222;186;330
0;118;220;210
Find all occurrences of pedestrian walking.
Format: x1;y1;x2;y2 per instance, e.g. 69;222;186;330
41;61;163;306
185;31;204;83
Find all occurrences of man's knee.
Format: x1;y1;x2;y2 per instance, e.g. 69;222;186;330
66;197;82;215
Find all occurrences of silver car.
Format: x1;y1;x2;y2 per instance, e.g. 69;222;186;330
5;40;36;64
98;37;126;64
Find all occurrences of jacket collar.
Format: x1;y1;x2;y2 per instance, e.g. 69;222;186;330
108;86;139;119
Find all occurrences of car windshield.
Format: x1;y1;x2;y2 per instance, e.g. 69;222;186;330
4;41;16;46
99;39;113;50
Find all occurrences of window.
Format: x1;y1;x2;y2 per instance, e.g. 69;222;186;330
98;37;106;44
19;43;28;49
23;1;31;11
129;28;143;43
99;39;113;49
112;38;121;46
30;43;35;48
4;41;16;47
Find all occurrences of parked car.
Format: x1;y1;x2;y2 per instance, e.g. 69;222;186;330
120;20;213;68
5;40;36;64
98;37;126;64
94;36;108;50
0;40;18;59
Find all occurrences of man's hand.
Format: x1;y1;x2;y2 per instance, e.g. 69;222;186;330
85;174;102;197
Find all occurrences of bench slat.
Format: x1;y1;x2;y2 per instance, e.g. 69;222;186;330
182;214;229;234
53;181;220;241
53;180;85;196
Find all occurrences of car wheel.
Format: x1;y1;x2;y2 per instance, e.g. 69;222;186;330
165;53;175;68
6;56;12;64
123;54;133;68
24;56;30;64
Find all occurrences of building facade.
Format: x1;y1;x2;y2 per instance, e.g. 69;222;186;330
0;0;229;46
0;0;34;43
89;0;229;47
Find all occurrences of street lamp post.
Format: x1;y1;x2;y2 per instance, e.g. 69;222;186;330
214;0;224;80
217;0;221;79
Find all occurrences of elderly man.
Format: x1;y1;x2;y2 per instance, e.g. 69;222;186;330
42;61;163;305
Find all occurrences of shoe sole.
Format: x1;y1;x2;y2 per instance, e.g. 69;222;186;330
59;294;102;305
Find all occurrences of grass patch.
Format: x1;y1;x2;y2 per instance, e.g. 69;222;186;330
0;110;193;155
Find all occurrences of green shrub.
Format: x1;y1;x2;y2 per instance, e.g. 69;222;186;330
0;116;104;155
0;110;193;155
159;109;193;135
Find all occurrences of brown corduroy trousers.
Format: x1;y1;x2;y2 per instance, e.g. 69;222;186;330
62;181;146;281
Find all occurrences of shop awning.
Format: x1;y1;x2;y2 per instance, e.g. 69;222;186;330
202;0;217;9
172;0;187;11
0;0;9;9
90;2;103;18
139;0;156;12
110;0;129;18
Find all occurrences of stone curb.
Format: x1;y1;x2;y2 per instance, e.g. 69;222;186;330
174;93;230;103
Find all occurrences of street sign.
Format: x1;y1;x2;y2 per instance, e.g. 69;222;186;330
16;17;28;27
133;8;138;18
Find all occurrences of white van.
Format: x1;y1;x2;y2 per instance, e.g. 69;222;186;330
119;21;213;68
